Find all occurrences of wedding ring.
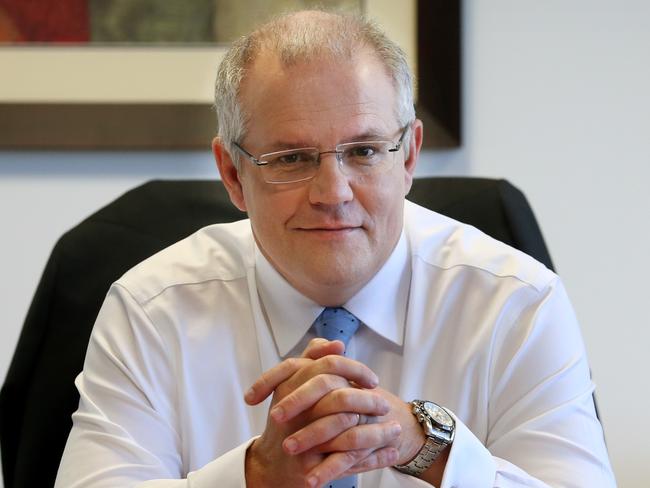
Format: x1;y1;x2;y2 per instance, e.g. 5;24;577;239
357;414;374;425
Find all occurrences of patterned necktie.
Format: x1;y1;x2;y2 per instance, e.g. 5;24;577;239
313;307;360;353
313;307;360;488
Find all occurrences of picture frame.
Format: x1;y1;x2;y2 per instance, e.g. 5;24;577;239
0;1;460;150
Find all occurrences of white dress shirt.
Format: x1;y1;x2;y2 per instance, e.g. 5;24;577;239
55;201;615;487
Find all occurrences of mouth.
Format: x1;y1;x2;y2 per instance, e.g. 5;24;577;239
295;225;362;238
298;223;362;231
302;226;358;231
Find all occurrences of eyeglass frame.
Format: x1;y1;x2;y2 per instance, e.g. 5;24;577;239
231;124;412;184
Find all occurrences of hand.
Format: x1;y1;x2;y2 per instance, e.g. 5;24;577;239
274;383;426;472
256;340;424;467
244;339;402;487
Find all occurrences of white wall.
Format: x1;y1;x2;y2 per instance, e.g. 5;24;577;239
1;1;649;486
457;2;650;486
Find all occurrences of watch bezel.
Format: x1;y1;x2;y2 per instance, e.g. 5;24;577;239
412;400;456;444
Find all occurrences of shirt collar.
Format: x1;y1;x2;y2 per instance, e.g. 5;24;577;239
255;232;410;357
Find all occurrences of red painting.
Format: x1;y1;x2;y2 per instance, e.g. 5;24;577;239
0;0;89;42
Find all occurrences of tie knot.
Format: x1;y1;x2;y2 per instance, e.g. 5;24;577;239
313;307;360;348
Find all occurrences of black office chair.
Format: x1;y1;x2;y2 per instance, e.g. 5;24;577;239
0;177;554;488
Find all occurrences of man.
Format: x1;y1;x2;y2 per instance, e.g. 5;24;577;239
55;10;615;488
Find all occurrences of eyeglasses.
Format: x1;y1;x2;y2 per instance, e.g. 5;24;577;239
232;125;411;184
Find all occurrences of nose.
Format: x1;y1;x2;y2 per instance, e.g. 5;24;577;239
308;152;354;206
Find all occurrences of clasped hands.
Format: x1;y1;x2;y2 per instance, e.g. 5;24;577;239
244;338;425;488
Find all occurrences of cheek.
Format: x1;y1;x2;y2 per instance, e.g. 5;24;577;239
243;183;304;237
358;173;407;231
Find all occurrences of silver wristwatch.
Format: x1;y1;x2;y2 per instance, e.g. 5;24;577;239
394;400;455;477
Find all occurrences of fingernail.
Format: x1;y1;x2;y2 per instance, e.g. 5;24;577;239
284;437;298;454
244;387;254;401
271;405;284;421
370;373;379;387
307;475;319;487
391;422;402;436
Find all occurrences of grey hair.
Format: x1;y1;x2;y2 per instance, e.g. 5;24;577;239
214;10;416;168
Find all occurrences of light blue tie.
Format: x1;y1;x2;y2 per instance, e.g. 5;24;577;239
313;307;360;488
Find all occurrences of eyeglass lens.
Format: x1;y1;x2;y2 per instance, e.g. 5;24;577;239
260;141;397;183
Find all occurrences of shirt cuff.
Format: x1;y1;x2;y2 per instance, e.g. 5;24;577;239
187;437;258;488
440;413;496;488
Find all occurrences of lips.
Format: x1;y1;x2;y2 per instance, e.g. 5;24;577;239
304;226;357;230
297;224;361;231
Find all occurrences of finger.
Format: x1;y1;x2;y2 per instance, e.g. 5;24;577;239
343;446;400;475
244;357;310;405
306;448;372;488
272;355;379;419
315;421;401;453
247;349;375;406
309;388;389;420
271;373;350;422
282;412;359;455
301;338;345;359
298;355;379;390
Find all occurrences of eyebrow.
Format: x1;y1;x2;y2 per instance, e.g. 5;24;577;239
263;129;396;152
340;130;394;143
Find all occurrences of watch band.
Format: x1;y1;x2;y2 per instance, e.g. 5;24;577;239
394;400;455;477
394;436;448;476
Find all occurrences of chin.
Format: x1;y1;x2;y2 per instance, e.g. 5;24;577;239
300;256;374;290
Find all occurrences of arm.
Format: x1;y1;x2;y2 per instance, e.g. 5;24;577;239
56;286;400;488
244;278;616;488
431;278;615;488
55;284;251;488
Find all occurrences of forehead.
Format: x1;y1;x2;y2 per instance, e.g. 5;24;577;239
238;50;399;147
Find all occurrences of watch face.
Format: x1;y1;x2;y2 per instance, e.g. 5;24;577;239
423;401;454;430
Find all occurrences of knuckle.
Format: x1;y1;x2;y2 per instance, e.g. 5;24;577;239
372;392;388;411
351;457;372;471
296;428;318;448
317;374;339;392
337;412;358;429
332;388;354;409
357;454;378;471
281;393;298;409
307;338;323;350
256;370;272;386
382;425;396;443
284;357;300;370
342;449;364;465
377;447;399;467
320;354;339;371
345;427;362;447
356;448;393;471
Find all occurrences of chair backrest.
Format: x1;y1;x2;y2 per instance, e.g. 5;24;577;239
0;177;553;488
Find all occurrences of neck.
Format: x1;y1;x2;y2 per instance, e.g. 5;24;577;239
293;281;363;308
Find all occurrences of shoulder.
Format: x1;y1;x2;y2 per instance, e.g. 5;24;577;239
403;200;556;293
116;219;254;304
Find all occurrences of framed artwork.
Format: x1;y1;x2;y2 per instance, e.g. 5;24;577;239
0;0;460;149
416;0;461;147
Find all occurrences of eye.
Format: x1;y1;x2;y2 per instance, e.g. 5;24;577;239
342;143;388;166
272;151;313;165
277;153;300;164
349;145;377;158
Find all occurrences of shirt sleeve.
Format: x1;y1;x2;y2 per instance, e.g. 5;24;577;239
54;284;251;488
376;277;614;488
438;277;614;487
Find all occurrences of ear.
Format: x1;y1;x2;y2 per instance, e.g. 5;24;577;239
213;137;247;212
402;119;423;196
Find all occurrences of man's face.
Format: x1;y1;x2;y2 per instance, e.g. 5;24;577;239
215;50;421;305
